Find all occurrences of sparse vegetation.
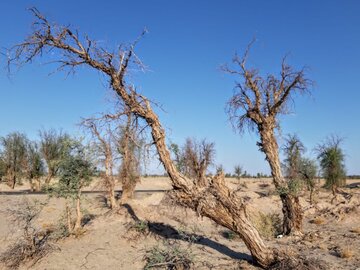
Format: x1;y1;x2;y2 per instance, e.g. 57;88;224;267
143;242;194;270
2;7;358;270
47;140;94;233
0;198;55;269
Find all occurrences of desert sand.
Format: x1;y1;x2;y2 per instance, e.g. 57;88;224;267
0;177;359;269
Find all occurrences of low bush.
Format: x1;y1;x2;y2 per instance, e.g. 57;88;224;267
144;242;194;270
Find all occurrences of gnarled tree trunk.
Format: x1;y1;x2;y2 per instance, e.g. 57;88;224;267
259;125;303;235
111;77;276;267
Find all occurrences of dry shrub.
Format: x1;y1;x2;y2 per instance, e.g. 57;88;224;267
311;217;326;225
338;246;354;259
125;219;150;241
251;212;282;239
221;230;240;241
270;256;328;270
0;232;55;269
0;198;56;269
143;241;194;270
258;182;270;189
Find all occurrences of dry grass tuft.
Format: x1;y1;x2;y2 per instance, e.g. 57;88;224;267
311;217;326;225
338;246;354;259
350;227;360;234
251;212;282;239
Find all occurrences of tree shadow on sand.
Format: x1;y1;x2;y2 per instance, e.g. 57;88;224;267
122;203;253;262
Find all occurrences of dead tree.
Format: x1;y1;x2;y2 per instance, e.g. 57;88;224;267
182;138;215;187
116;112;141;204
224;44;311;235
81;118;118;209
8;9;285;267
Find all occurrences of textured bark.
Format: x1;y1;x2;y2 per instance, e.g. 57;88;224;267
74;191;82;230
111;77;275;267
9;15;280;266
259;124;303;235
104;154;117;209
82;119;118;209
119;113;140;204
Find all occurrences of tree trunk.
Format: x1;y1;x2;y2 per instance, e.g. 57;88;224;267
29;177;35;191
105;154;117;209
259;126;303;236
119;113;139;204
120;175;138;204
74;190;82;230
110;77;277;267
45;170;54;185
7;170;16;189
196;169;208;187
66;202;73;233
35;177;41;192
309;188;314;205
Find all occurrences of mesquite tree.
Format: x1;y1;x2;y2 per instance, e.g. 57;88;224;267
39;129;71;184
317;136;346;197
282;134;305;181
234;165;243;180
224;45;311;236
8;9;292;267
51;141;94;232
0;132;28;189
25;141;45;191
299;158;317;204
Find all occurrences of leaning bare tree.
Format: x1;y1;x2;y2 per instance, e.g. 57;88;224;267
224;45;311;236
8;9;294;267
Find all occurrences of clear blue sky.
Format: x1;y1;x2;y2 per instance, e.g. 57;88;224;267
1;0;359;175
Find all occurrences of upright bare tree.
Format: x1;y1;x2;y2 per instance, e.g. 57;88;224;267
8;9;294;266
81;118;118;209
182;138;215;187
116;112;142;204
224;45;311;235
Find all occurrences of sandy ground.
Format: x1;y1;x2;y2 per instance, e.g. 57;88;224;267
0;177;359;270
